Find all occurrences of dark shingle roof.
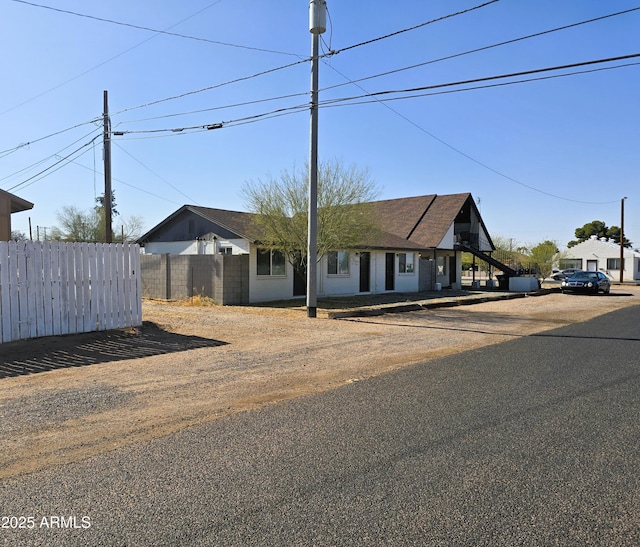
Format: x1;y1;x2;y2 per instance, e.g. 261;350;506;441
139;192;483;251
372;193;472;249
187;206;263;241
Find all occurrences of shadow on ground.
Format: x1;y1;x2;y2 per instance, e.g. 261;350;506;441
0;322;227;379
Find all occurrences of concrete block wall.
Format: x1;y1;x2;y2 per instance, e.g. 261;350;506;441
140;254;249;305
140;254;168;300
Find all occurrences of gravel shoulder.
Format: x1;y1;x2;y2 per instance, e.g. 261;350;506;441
1;287;639;478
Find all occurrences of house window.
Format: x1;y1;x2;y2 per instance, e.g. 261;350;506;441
220;247;233;255
399;253;415;273
559;259;582;269
257;249;286;276
328;251;350;275
607;258;623;270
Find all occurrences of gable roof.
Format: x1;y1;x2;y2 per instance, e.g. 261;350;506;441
138;192;493;252
372;192;494;250
566;236;640;257
137;205;263;243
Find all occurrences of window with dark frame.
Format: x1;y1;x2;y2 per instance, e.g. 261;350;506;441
399;253;414;273
257;249;286;276
607;258;623;270
328;251;350;275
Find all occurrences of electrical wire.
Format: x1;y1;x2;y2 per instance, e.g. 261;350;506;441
1;0;226;116
0;117;102;158
112;53;639;138
112;6;640;128
112;0;501;116
112;142;200;204
113;58;311;116
61;155;185;206
327;0;500;57
324;61;640;107
6;135;101;193
318;53;640;107
10;0;300;57
320;6;640;94
0;127;102;185
115;90;310;125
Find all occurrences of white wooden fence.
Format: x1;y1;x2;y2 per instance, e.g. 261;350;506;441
0;241;141;344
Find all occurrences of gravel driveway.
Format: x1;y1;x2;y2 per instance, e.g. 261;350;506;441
1;287;638;478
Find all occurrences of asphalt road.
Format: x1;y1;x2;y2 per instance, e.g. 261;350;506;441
2;305;639;546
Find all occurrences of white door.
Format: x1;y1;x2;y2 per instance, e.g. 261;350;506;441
586;260;598;272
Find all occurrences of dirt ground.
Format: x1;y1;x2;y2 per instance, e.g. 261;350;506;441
1;287;639;478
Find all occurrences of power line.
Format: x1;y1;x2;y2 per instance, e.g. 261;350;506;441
1;1;226;116
328;0;500;56
6;135;101;193
112;7;640;131
320;6;640;94
61;154;185;206
320;67;628;207
115;90;309;125
10;0;300;57
112;141;200;204
113;58;310;116
0;117;101;158
112;1;502;116
112;54;639;138
319;53;640;107
0;127;102;185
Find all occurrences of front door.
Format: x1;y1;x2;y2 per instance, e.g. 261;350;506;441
359;252;371;293
586;260;598;272
449;255;457;287
385;253;395;291
293;267;306;296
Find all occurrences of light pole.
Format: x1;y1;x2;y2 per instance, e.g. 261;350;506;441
620;197;627;283
307;0;326;318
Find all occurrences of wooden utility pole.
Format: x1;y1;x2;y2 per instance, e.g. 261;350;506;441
620;197;627;283
103;90;113;243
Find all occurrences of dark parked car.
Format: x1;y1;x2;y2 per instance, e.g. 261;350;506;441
561;271;611;294
551;268;581;281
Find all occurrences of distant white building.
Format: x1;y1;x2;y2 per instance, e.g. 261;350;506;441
562;235;640;282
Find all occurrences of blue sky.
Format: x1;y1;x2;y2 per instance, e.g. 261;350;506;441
2;0;639;249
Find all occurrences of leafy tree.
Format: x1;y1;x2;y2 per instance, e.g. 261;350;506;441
50;192;144;243
242;160;380;277
528;240;560;280
568;220;631;248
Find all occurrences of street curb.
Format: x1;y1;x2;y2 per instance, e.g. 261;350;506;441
327;290;552;319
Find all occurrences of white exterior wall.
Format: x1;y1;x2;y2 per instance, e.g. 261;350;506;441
318;250;420;296
247;247;422;303
564;238;640;281
318;252;359;296
437;223;455;250
247;246;294;303
144;239;249;256
144;241;199;255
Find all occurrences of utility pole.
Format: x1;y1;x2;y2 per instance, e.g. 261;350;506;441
620;196;627;283
103;90;113;243
307;0;326;318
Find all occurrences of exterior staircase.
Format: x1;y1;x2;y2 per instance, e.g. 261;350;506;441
455;242;519;287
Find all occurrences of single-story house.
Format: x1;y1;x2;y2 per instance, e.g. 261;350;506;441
137;193;496;303
562;235;640;281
